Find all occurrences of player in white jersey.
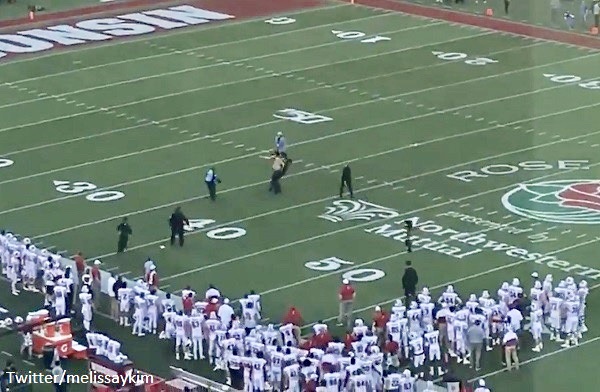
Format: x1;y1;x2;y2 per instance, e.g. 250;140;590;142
269;346;285;391
419;299;435;329
497;282;510;305
418;287;431;304
578;280;589;334
279;323;296;347
562;293;581;347
423;325;443;376
22;246;38;292
353;319;369;337
530;281;543;309
465;294;479;314
132;293;147;337
251;352;268;392
453;318;468;364
384;372;402;392
242;301;259;331
408;332;425;377
146;291;159;334
9;251;21;296
262;324;279;346
173;312;188;360
548;295;564;342
392;299;406;319
406;302;421;334
508;278;523;305
490;302;505;346
118;285;132;326
350;374;370;392
323;372;342;392
189;313;205;360
205;313;222;365
247;291;262;316
19;325;33;359
400;369;414;392
368;347;384;390
79;287;93;331
283;362;300;392
54;284;67;317
160;310;175;340
386;316;402;344
529;303;544;352
439;285;461;307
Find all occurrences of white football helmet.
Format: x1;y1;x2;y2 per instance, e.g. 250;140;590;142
23;238;31;245
566;276;575;286
408;332;418;340
355;319;364;327
481;290;490;299
534;281;542;289
579;280;588;288
531;302;538;311
512;278;520;287
446;285;454;293
422;287;430;295
469;294;477;302
425;324;434;333
545;274;553;282
410;301;418;310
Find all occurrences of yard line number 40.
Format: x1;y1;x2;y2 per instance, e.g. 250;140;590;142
305;257;386;282
432;51;498;66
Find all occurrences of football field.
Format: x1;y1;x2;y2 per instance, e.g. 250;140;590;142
1;0;600;390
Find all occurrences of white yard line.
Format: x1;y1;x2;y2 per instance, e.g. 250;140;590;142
32;111;600;242
0;30;489;135
8;94;600;218
0;3;351;69
0;21;443;109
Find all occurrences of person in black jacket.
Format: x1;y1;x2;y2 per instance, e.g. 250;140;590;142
339;164;353;198
169;207;189;247
402;260;418;304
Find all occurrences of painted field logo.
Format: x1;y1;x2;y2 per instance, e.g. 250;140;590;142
502;180;600;224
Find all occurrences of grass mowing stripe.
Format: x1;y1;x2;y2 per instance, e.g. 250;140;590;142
307;235;600;327
0;21;446;110
0;31;489;136
12;94;600;219
26;97;600;241
0;3;352;69
2;40;561;158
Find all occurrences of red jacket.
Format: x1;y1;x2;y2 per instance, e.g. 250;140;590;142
283;307;303;326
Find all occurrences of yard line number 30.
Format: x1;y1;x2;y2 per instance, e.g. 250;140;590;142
53;180;125;202
305;257;385;282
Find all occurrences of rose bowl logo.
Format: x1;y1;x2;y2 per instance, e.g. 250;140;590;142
502;180;600;224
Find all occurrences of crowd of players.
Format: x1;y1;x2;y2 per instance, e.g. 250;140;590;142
0;230;592;391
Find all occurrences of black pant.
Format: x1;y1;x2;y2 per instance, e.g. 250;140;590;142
54;383;66;392
270;170;283;194
404;287;416;304
504;0;510;14
170;228;184;246
282;158;292;176
340;178;353;198
117;235;128;253
206;181;216;201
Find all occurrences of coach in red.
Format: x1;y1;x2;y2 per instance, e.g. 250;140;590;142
337;279;355;329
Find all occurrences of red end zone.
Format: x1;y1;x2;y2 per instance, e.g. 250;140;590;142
346;0;600;49
0;0;326;29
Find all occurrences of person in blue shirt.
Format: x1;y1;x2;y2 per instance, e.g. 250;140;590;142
275;132;287;158
205;167;221;201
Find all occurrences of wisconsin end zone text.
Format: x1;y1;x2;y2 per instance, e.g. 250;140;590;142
0;5;234;59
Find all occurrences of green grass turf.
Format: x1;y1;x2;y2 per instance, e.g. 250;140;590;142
1;3;600;391
0;0;109;21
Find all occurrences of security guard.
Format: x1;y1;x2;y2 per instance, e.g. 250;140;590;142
205;167;221;201
275;131;287;158
116;217;132;253
339;164;353;198
269;152;285;194
169;207;189;247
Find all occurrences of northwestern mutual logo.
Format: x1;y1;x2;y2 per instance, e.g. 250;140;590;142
318;199;400;223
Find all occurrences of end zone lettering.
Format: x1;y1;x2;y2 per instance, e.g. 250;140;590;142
447;160;590;183
0;5;234;59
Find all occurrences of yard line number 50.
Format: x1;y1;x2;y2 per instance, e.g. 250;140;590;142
305;257;385;282
432;51;498;66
